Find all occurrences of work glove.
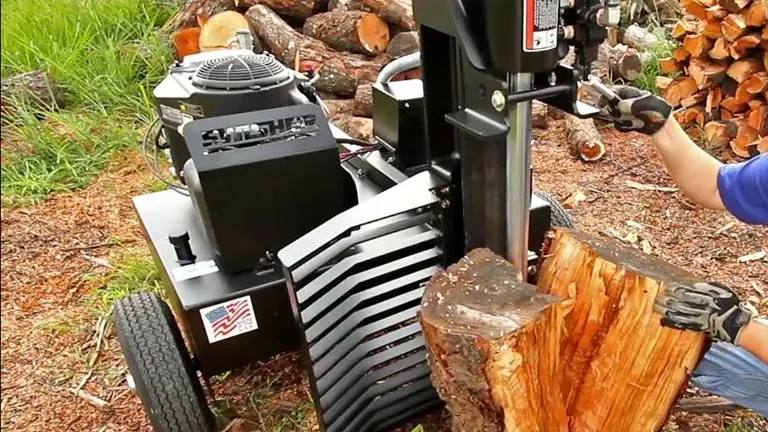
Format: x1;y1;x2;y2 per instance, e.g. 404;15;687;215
653;281;756;345
598;86;672;136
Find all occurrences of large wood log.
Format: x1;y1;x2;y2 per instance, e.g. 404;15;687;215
234;0;326;19
352;0;414;30
386;31;420;57
323;83;372;117
1;70;65;120
164;0;236;30
421;230;709;432
594;43;643;81
303;10;390;55
296;41;388;95
727;57;765;83
688;58;728;89
623;24;659;50
664;76;699;107
420;248;568;432
245;4;318;65
536;229;708;431
199;11;258;51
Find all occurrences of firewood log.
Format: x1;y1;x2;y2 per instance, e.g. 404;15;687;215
688;59;727;89
199;11;258;52
173;27;202;60
672;46;692;61
657;76;674;90
706;5;730;19
721;96;749;112
1;70;65;120
684;34;715;57
303;10;390;55
700;20;724;40
385;31;420;57
164;0;236;31
750;135;768;153
682;90;709;107
421;232;709;432
730;120;759;156
707;87;724;112
744;71;768;93
722;13;748;41
748;99;765;110
672;20;699;39
330;115;373;141
659;57;684;74
664;76;700;107
727;57;765;82
245;4;319;65
735;80;756;103
234;0;326;19
594;43;643;81
705;120;730;146
709;37;731;59
683;0;709;19
748;104;768;132
719;0;751;13
325;83;373;117
729;32;762;59
745;0;768;25
296;41;388;96
354;0;414;31
564;114;605;161
623;24;659;50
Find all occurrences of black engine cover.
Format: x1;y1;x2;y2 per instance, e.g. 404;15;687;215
182;104;350;274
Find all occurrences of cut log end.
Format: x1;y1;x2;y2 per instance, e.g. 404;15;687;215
564;114;606;162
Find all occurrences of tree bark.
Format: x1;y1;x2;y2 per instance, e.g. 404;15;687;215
330;115;373;141
303;10;390;55
164;0;236;31
234;0;326;19
594;43;643;81
296;41;388;95
420;248;568;432
245;5;321;66
1;70;65;120
323;83;372;117
354;0;415;31
623;24;659;50
536;229;708;432
386;31;420;57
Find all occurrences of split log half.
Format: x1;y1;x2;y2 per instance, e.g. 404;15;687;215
727;57;765;83
722;13;748;41
719;0;751;13
672;46;692;62
735;81;756;103
705;120;730;146
659;57;684;74
664;76;700;107
682;90;709;107
709;37;731;59
672;20;699;39
700;20;724;40
303;10;390;55
536;229;708;432
683;0;709;19
730;121;760;157
706;5;730;19
707;87;724;113
745;71;768;93
564;114;606;161
233;0;326;19
745;0;768;26
173;27;202;60
420;248;568;432
747;104;768;132
721;96;749;112
657;76;674;90
688;59;727;89
729;32;761;59
684;34;715;58
748;99;765;110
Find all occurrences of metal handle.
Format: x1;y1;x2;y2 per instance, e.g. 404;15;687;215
448;0;487;70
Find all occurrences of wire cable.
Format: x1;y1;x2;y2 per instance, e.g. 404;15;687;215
142;117;189;196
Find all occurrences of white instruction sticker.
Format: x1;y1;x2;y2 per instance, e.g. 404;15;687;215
160;104;183;124
200;295;258;343
171;260;219;282
523;0;559;52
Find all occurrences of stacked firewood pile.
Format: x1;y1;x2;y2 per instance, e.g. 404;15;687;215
658;0;768;158
165;0;421;142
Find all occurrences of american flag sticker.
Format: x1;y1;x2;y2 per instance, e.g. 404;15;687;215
199;296;258;343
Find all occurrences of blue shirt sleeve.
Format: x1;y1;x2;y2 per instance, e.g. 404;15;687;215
717;154;768;225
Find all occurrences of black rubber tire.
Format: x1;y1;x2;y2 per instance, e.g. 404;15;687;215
536;192;576;229
114;292;214;432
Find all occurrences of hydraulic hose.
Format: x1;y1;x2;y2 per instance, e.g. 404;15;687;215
375;52;421;84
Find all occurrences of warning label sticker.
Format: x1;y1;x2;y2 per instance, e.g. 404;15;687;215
523;0;559;52
160;104;183;124
200;295;258;343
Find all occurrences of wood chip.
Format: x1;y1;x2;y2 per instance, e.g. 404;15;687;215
737;250;767;262
625;180;678;192
751;281;766;297
626;220;646;230
641;240;652;254
69;389;110;411
714;221;735;235
563;190;588;209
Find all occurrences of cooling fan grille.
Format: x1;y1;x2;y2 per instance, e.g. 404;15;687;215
192;54;290;90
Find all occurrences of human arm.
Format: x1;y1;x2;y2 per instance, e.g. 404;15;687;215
653;281;766;364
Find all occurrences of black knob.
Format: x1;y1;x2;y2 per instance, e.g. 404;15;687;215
169;231;196;265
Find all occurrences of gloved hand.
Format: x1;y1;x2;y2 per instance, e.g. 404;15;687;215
598;86;672;136
653;281;756;345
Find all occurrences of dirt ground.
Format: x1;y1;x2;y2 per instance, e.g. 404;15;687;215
1;120;766;431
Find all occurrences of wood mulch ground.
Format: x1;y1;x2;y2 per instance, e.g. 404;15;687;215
1;119;765;431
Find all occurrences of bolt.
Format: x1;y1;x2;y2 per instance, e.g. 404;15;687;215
528;265;538;276
356;168;365;178
491;90;506;112
549;72;557;86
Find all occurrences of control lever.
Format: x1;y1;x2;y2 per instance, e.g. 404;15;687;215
585;75;621;117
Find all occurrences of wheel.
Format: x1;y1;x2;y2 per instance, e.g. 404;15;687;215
536;192;576;229
114;292;214;432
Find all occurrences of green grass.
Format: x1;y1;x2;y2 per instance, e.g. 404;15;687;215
1;0;176;205
633;27;677;95
86;251;162;317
